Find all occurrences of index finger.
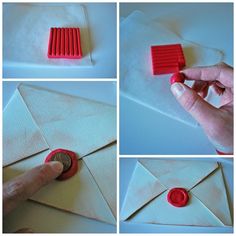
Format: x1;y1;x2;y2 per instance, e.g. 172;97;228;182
3;162;63;216
182;63;233;88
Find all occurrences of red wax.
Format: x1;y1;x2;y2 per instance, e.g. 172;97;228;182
170;72;186;85
151;44;186;75
47;27;82;59
45;149;78;181
167;188;189;207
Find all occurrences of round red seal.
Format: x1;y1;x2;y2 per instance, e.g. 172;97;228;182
45;149;78;181
167;188;189;207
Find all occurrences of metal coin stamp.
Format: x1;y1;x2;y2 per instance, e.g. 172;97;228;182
50;152;72;172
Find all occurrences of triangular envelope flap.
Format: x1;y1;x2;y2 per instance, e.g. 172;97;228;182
18;84;116;157
120;161;167;221
3;151;51;182
3;152;116;225
139;159;218;190
83;143;117;218
3;201;116;233
3;90;49;166
191;167;232;226
129;191;224;227
31;160;116;225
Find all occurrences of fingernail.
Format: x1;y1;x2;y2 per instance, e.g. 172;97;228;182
171;83;185;98
47;161;63;173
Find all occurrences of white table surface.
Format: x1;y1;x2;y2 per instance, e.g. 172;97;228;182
3;3;117;79
120;157;233;233
119;3;233;155
3;81;117;233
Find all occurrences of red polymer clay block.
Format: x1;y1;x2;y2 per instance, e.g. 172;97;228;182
48;27;83;59
151;44;185;75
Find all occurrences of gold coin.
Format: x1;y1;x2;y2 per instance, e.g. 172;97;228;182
51;152;72;172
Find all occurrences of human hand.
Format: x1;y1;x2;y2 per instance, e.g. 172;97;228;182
3;162;63;216
170;63;233;154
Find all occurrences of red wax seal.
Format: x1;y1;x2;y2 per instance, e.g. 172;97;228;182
170;72;185;85
167;188;189;207
45;149;78;181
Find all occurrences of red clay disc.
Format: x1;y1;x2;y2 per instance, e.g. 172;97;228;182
45;149;78;181
170;72;185;85
167;188;189;207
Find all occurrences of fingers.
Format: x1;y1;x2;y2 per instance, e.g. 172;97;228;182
170;82;219;127
3;162;63;216
191;80;205;92
191;81;210;98
182;63;233;88
211;83;225;96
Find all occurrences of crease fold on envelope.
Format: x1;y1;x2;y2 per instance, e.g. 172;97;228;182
3;84;117;225
120;159;232;227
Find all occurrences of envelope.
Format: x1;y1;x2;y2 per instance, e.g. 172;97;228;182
120;159;232;227
3;83;116;226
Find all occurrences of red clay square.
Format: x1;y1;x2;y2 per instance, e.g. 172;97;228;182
48;27;83;59
151;44;185;75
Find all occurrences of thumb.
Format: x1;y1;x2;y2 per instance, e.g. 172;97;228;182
170;82;219;127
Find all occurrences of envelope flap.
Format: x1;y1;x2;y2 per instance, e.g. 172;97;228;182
31;160;116;225
83;143;117;218
3;89;49;166
18;84;116;157
120;161;167;221
3;151;116;225
191;167;232;226
139;159;218;190
128;191;224;226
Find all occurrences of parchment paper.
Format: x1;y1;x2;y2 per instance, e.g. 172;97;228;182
120;11;223;127
3;3;92;67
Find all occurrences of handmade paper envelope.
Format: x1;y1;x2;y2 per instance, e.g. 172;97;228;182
3;84;116;225
120;159;232;227
120;11;223;127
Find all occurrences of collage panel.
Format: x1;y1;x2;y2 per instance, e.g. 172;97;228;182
120;3;233;155
3;81;117;233
120;157;233;233
3;2;117;78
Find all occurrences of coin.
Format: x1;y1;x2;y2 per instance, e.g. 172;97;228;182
50;152;72;172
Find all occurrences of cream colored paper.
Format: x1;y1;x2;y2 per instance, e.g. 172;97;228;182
120;159;232;227
3;84;117;227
